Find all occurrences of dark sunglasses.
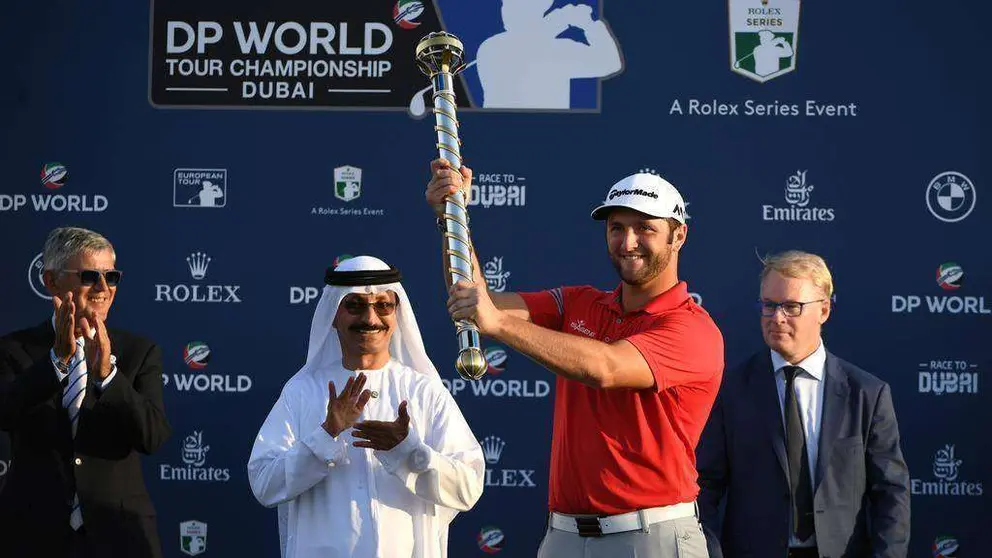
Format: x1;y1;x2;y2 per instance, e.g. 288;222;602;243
342;298;397;316
61;268;123;287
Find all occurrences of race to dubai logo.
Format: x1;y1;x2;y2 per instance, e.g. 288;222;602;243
149;0;623;115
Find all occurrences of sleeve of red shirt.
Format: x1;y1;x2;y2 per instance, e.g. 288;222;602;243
517;286;580;331
624;309;725;392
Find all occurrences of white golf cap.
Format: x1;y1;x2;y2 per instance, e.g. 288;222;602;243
590;173;687;223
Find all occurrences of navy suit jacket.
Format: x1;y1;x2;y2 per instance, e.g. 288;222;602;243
0;321;171;558
696;350;911;558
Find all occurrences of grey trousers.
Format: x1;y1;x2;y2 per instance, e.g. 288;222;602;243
536;515;710;558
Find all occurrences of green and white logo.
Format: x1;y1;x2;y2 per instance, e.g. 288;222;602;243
334;165;362;202
179;520;207;556
729;0;801;83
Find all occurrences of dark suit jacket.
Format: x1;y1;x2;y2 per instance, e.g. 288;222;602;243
0;320;171;558
697;350;911;558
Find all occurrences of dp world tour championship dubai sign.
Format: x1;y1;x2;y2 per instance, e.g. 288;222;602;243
149;0;623;115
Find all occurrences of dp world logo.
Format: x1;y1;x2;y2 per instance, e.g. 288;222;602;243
936;263;963;291
484;347;507;375
477;526;505;554
40;163;69;189
927;171;976;223
933;535;959;557
184;342;211;369
393;0;424;29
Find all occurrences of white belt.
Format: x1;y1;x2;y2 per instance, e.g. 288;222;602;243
550;501;697;537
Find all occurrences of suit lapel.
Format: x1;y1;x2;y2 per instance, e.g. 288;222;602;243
815;352;850;493
24;320;60;406
749;351;788;479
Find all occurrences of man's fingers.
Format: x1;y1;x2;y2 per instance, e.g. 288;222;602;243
398;401;410;425
341;376;355;399
352;373;367;399
355;420;391;430
357;389;373;410
430;158;451;172
53;295;63;312
328;381;337;401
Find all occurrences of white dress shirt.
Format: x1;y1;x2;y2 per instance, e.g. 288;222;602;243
770;339;826;548
247;359;485;558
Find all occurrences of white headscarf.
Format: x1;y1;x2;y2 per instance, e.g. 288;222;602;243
278;255;440;555
302;255;439;380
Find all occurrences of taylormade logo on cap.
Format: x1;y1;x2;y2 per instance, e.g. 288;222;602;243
591;173;687;222
608;188;659;201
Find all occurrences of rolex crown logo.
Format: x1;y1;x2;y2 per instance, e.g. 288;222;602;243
481;435;506;465
187;252;211;280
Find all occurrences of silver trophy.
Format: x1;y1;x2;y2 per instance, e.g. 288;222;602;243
415;32;487;381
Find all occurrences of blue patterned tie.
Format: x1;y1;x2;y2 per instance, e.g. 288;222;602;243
62;337;87;530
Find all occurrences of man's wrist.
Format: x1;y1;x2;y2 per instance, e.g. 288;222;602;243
322;421;343;438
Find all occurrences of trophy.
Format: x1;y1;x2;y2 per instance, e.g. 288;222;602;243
415;32;487;381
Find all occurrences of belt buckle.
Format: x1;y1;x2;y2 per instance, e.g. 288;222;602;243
574;516;603;538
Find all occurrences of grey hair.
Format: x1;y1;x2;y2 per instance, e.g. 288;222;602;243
42;227;115;270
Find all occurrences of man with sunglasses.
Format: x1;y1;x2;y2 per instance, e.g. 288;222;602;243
0;226;171;558
696;250;911;558
248;255;484;558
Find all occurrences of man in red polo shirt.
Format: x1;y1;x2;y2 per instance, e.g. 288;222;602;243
426;160;723;558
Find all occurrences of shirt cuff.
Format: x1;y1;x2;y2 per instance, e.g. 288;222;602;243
375;426;432;475
95;366;117;392
301;425;350;468
50;349;70;383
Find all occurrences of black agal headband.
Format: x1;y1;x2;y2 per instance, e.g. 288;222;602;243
324;266;402;286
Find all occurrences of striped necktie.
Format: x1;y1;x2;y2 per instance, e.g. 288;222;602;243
62;337;87;530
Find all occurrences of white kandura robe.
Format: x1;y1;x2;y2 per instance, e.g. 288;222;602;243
247;359;484;558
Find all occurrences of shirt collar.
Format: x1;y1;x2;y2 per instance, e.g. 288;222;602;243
601;281;691;315
771;339;826;381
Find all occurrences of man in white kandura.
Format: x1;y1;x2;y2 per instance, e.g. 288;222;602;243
247;256;485;558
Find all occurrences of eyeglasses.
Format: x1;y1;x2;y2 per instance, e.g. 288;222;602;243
60;269;123;287
342;299;398;316
758;299;825;317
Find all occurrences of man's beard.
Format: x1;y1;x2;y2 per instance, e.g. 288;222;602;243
610;246;672;286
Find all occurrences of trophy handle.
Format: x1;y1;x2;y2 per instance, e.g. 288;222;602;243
417;33;488;381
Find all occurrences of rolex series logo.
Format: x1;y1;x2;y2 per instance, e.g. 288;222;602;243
186;252;211;280
729;0;801;83
481;436;506;465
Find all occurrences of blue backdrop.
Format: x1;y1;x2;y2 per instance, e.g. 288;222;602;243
1;0;989;556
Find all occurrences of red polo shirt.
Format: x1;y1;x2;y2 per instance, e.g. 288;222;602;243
519;281;724;515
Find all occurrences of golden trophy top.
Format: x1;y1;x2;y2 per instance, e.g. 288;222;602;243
415;31;466;76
